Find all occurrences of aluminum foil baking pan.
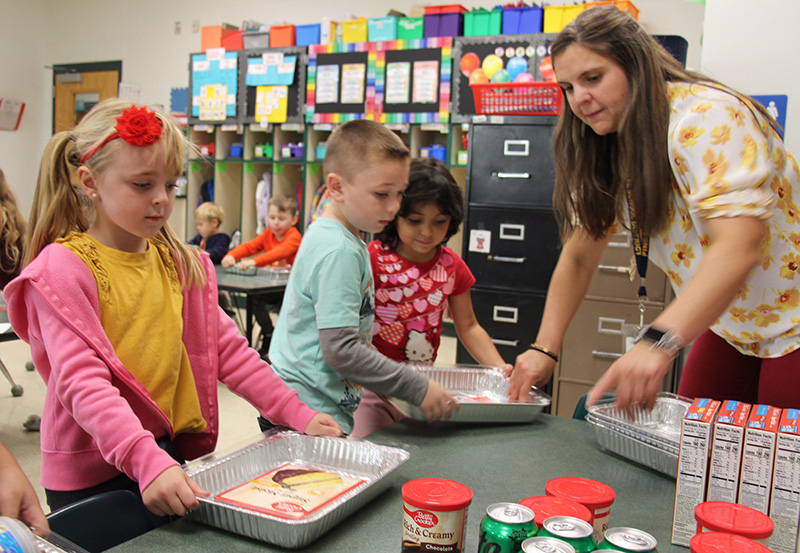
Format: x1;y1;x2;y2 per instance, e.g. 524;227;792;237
225;266;257;276
586;414;679;478
183;430;411;548
389;365;550;423
586;392;690;448
257;266;291;282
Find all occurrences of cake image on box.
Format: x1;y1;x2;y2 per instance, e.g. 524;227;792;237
216;463;365;519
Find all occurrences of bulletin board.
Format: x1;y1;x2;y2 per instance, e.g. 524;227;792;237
451;34;557;123
189;49;239;124
375;37;453;124
306;42;374;124
238;46;308;125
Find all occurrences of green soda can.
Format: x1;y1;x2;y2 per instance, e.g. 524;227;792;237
478;502;538;553
596;527;658;552
537;516;597;553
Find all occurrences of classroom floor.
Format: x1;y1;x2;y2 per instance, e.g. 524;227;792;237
0;314;457;513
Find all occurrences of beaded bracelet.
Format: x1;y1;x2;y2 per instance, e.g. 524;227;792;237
529;343;559;363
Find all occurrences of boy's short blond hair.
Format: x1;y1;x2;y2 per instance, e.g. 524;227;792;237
268;194;298;216
195;201;224;224
323;120;409;182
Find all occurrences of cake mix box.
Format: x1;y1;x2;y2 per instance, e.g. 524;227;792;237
706;400;751;503
738;404;781;514
671;397;721;547
769;409;800;553
215;463;365;520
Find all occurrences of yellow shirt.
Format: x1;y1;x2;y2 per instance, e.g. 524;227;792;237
58;233;207;435
658;82;800;357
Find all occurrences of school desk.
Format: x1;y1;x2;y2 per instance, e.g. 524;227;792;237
106;414;686;552
214;266;287;347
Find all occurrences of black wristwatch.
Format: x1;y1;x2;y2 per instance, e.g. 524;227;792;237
635;326;685;360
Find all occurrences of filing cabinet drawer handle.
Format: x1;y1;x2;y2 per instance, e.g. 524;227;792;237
491;338;519;347
597;317;625;335
503;139;529;156
495;172;531;179
490;256;526;264
592;350;623;360
598;264;631;274
493;306;518;323
499;224;525;241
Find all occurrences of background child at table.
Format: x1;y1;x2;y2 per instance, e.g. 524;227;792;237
352;158;513;438
5;98;341;521
266;120;456;435
221;194;301;355
188;201;230;264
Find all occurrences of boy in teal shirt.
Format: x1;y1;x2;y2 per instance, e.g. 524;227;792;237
268;120;455;434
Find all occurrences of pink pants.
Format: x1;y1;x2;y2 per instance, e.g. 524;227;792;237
351;390;407;439
677;330;800;408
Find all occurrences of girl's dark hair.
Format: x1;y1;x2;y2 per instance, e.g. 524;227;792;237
550;6;778;240
376;158;463;249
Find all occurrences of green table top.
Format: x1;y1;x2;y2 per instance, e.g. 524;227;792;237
107;415;687;552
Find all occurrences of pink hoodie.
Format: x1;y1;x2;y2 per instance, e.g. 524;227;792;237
4;243;317;493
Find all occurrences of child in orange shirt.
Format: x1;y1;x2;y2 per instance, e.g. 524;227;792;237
222;195;300;354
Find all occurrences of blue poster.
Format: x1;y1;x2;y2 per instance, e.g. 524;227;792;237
752;94;788;139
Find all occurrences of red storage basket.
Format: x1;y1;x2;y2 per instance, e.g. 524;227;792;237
470;81;563;116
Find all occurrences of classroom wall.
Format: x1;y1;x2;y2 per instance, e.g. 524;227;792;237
0;0;51;218
1;0;704;216
701;0;798;155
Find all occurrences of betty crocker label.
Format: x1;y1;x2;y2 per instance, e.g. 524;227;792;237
406;507;438;528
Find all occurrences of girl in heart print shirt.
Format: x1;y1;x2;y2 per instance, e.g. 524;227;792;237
351;159;512;438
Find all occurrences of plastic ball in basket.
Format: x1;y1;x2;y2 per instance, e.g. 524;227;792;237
470;81;563;116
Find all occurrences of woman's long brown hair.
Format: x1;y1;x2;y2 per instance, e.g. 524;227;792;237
550;6;778;240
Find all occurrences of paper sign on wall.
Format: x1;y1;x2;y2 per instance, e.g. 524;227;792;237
316;65;339;104
412;60;439;104
256;85;288;124
469;229;491;254
0;99;25;131
341;63;366;104
199;84;228;121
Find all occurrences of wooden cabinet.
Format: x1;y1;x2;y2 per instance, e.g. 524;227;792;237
552;244;677;417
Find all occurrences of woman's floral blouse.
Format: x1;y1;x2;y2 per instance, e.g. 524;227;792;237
651;82;800;357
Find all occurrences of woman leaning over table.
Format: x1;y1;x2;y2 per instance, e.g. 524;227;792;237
507;6;800;411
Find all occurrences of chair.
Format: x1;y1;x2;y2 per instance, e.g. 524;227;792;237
47;490;155;553
0;356;23;396
572;392;616;421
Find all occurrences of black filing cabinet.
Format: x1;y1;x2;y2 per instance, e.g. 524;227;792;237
456;117;677;417
457;116;560;405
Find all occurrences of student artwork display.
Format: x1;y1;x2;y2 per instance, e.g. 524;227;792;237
240;46;308;125
191;48;239;122
306;42;374;123
305;37;453;124
450;34;557;122
374;37;453;124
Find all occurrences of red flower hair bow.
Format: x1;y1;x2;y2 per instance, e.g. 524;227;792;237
115;106;163;146
80;105;164;164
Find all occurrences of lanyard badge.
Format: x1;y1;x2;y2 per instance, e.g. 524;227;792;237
624;180;649;329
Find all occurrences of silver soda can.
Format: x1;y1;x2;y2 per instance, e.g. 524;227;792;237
522;535;577;553
596;527;657;552
537;516;597;552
